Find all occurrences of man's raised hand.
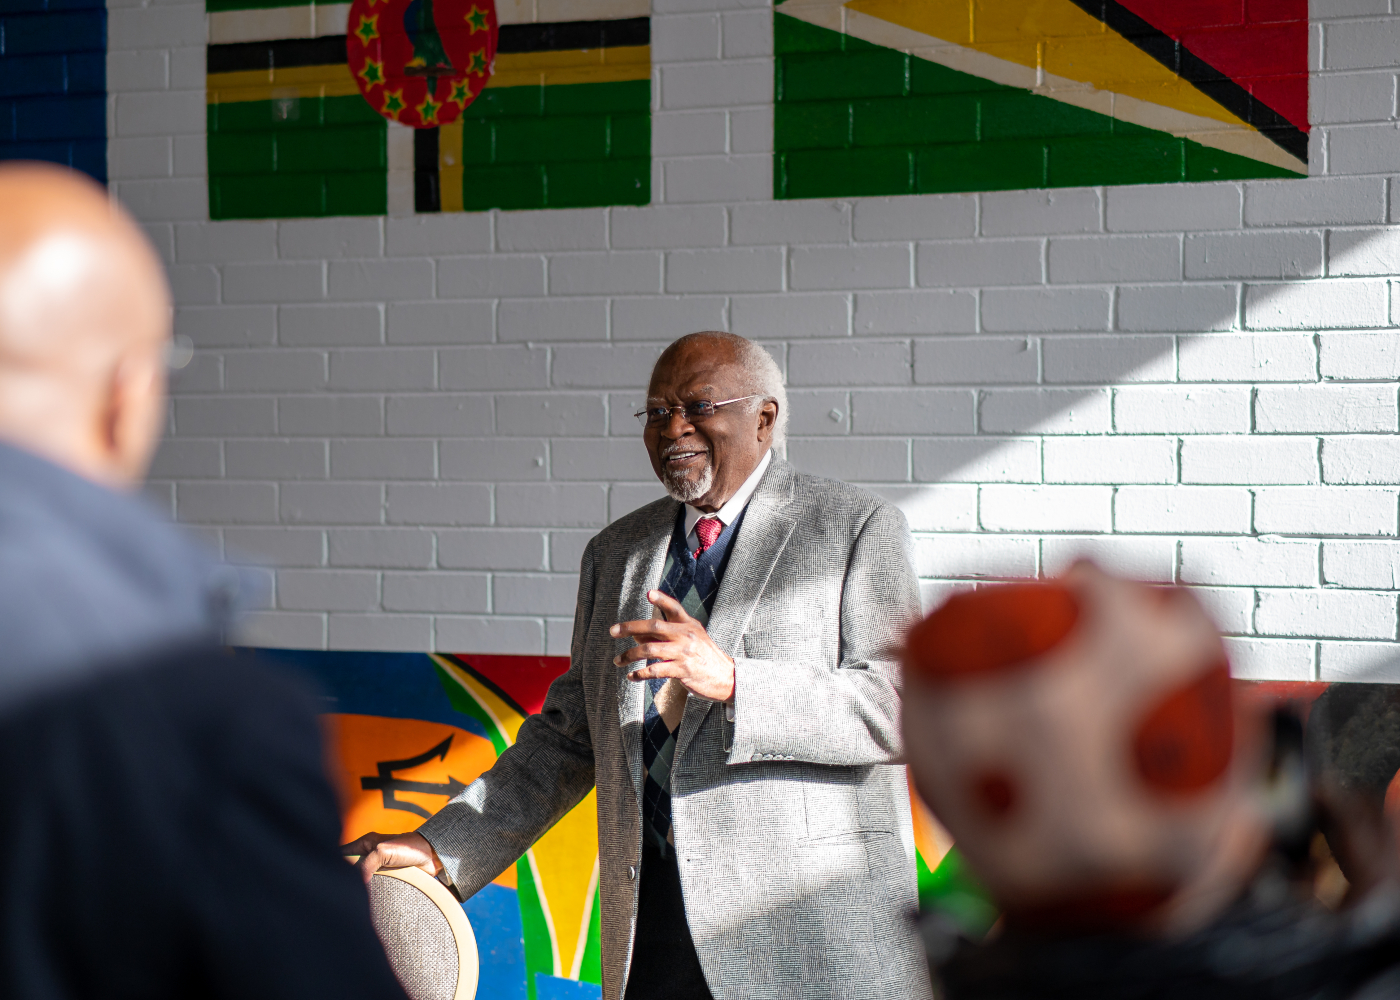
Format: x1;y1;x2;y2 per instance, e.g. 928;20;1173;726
610;589;736;702
342;831;443;885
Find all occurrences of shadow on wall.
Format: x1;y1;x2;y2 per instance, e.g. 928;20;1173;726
590;223;1398;683
894;227;1395;683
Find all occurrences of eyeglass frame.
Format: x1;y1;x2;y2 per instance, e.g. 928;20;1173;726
633;394;768;428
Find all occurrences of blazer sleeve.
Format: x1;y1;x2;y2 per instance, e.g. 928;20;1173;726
418;539;599;899
726;501;920;767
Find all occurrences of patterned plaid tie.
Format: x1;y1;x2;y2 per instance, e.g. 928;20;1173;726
640;516;724;856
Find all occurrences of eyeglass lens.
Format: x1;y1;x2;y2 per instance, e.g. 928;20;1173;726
636;401;718;426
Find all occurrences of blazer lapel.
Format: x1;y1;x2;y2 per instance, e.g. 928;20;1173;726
616;499;679;805
674;459;798;764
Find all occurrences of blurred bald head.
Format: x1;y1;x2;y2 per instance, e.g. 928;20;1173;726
0;163;171;488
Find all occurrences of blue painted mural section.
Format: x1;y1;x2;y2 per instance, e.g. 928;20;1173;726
0;0;106;183
464;883;530;1000
536;974;603;999
248;649;492;743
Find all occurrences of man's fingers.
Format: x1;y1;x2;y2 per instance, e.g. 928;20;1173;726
344;833;388;885
611;618;683;640
626;661;683;681
648;590;694;623
343;832;390;855
348;832;437;884
354;848;386;884
615;642;673;667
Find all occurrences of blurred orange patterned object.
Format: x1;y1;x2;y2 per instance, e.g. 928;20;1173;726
902;560;1269;935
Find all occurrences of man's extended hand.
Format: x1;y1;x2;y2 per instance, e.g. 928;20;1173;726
610;590;736;702
342;831;442;886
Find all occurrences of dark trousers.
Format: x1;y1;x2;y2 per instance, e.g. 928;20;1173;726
624;841;714;1000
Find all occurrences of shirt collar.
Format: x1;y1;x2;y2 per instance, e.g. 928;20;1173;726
684;449;772;540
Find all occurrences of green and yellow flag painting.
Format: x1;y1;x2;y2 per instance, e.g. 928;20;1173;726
774;0;1309;198
206;0;651;219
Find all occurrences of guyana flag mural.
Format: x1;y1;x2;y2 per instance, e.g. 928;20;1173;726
205;0;650;219
774;0;1309;199
244;649;993;999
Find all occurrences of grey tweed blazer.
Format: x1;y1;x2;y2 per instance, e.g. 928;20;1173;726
419;457;933;1000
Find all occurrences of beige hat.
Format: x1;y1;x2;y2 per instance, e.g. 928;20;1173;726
359;863;479;1000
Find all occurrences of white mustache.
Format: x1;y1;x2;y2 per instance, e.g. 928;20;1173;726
660;443;708;461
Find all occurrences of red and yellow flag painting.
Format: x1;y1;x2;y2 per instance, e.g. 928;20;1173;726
775;0;1309;198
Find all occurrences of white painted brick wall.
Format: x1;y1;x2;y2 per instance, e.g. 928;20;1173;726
112;0;1400;676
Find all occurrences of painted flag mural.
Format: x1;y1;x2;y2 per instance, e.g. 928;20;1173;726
344;0;499;129
418;9;651;213
243;648;990;998
205;0;651;220
0;0;107;184
206;2;389;219
773;0;1309;200
242;649;1351;995
252;649;605;1000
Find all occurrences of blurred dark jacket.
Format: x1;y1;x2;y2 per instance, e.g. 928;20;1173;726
0;440;236;708
0;441;406;999
927;886;1400;1000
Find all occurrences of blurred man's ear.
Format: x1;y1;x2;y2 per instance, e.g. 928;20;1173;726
102;348;168;487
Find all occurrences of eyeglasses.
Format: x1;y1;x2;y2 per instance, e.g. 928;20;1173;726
634;395;765;428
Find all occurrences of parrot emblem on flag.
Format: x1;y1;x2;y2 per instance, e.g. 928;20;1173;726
346;0;496;128
403;0;454;78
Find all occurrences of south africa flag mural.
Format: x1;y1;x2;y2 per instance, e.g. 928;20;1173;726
205;0;651;219
774;0;1309;199
245;649;990;998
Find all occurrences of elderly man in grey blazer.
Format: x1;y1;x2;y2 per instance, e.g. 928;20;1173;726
350;331;933;1000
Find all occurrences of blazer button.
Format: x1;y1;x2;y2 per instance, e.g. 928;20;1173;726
628;865;636;880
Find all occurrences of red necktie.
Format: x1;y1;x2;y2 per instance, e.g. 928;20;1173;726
694;517;722;558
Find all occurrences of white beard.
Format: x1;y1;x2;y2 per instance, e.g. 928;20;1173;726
662;460;714;504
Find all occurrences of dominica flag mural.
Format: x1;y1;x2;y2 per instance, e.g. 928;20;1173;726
416;10;650;214
247;648;991;998
205;0;650;219
774;0;1309;199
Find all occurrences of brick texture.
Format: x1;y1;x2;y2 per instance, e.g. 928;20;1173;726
96;0;1400;679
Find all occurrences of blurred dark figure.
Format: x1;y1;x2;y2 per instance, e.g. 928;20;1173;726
1305;683;1400;905
0;162;406;1000
902;562;1400;1000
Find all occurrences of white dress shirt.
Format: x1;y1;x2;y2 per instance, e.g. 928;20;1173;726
682;449;771;552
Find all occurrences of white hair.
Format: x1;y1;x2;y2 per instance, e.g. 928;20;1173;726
731;336;789;449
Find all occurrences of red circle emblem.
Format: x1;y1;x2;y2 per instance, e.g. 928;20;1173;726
346;0;498;128
1132;662;1234;796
